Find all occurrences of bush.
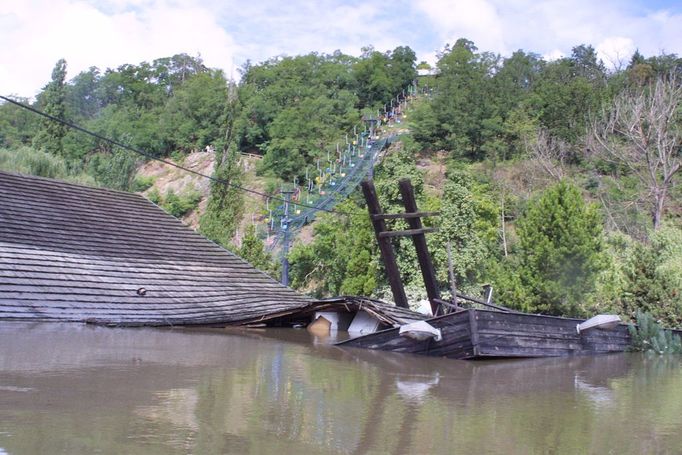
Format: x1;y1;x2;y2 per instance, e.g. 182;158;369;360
619;225;682;327
131;175;155;192
0;146;96;185
147;188;161;205
235;224;276;275
86;149;139;191
0;146;67;178
629;310;682;354
161;188;202;218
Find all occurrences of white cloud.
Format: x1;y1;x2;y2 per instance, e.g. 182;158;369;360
596;37;636;69
412;0;682;63
543;49;565;61
224;1;399;63
414;0;506;53
0;0;239;97
2;0;682;98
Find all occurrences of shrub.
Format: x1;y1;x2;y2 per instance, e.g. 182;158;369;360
629;310;682;354
0;146;67;178
161;188;202;218
147;188;161;205
131;175;155;192
86;149;138;191
0;146;95;185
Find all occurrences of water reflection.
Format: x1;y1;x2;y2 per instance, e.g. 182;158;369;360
395;373;440;403
0;323;681;454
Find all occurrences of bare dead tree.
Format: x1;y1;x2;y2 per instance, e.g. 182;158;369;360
527;128;570;181
591;74;682;230
602;50;628;74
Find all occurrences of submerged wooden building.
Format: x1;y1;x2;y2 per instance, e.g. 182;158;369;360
0;171;312;326
333;178;649;359
338;308;633;359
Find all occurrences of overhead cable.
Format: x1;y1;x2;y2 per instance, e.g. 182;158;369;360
0;94;348;215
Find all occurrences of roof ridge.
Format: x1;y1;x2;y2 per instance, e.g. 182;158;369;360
0;170;147;200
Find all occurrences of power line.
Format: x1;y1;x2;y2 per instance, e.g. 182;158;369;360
0;94;349;215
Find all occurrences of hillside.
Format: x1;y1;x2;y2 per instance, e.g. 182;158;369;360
2;41;681;327
136;151;272;249
137;150;214;230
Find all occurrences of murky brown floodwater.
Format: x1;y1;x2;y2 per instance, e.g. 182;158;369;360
0;323;681;455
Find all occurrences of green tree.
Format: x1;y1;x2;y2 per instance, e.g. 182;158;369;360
236;52;360;180
432;172;487;291
512;181;605;315
0;97;39;147
33;59;68;156
388;46;418;95
200;90;244;248
161;70;229;152
288;200;377;297
569;44;606;84
353;47;394;108
86;149;139;191
486;50;543;160
528;47;606;144
65;67;102;120
414;39;500;158
260;95;344;180
236;224;276;274
409;99;441;146
200;145;244;248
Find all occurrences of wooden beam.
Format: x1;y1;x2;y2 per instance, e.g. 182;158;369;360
436;294;518;313
398;178;441;315
377;227;437;238
468;309;480;357
454;292;517;313
361;180;409;309
433;298;466;314
371;211;439;221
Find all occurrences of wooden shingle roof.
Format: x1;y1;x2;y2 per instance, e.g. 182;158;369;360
0;171;312;326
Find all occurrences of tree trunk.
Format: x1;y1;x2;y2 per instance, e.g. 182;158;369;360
653;187;668;230
501;199;508;257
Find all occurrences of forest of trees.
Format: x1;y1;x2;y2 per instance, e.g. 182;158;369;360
287;40;682;326
1;41;681;325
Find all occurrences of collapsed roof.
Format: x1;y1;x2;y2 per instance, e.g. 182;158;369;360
0;171;312;326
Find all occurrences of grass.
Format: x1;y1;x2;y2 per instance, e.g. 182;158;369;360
0;146;96;186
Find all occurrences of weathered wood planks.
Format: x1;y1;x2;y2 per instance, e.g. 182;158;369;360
0;171;312;326
338;308;633;359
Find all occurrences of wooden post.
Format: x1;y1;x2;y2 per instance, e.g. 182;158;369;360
501;198;508;257
280;190;294;287
447;240;458;310
361;180;409;308
483;284;493;305
398;178;441;314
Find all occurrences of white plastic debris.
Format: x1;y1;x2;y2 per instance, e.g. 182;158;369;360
348;310;381;335
576;314;622;334
399;320;442;342
415;299;433;316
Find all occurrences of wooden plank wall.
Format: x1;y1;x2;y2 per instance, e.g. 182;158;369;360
0;171;311;326
339;309;634;359
338;310;474;358
473;310;631;357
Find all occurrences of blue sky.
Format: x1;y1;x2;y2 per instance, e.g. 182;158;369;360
2;0;682;98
